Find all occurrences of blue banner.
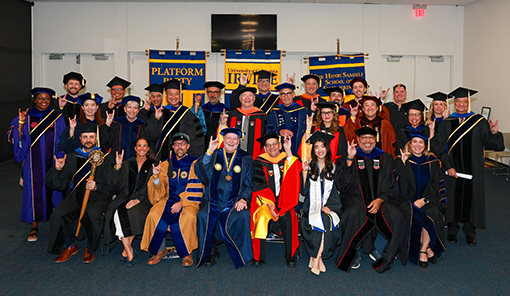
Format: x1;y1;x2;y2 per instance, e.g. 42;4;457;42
308;54;366;97
148;50;206;108
224;50;281;107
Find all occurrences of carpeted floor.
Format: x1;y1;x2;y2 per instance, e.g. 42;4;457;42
1;159;509;296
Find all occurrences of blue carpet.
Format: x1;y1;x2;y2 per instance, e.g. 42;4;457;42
0;160;509;295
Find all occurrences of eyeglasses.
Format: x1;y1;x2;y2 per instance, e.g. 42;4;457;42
150;94;162;98
359;136;376;141
258;79;270;83
408;113;421;118
280;92;294;97
172;142;188;147
111;88;124;92
321;111;334;116
265;143;279;148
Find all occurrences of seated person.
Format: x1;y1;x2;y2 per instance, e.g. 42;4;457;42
301;131;342;276
141;133;203;267
195;128;253;269
335;126;411;274
397;132;446;268
104;137;158;267
250;132;301;267
46;123;112;264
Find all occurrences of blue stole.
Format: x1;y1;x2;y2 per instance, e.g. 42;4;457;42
68;147;102;194
202;102;228;113
446;113;484;154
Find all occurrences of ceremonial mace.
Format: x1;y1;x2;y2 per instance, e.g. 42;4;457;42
75;150;105;236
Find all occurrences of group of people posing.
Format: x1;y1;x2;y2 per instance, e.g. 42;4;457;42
8;70;504;275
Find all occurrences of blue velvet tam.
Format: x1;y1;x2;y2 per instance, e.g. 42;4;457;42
275;82;296;91
122;95;143;107
30;87;55;97
77;92;103;105
220;127;242;138
409;131;428;142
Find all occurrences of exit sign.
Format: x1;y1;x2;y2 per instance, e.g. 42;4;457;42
413;5;427;18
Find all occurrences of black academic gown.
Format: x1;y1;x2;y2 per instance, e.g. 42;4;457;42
51;94;82;125
109;117;147;160
146;105;205;160
334;147;411;274
384;102;408;134
431;113;504;230
45;149;113;255
300;171;342;259
100;100;125;120
202;102;229;151
57;120;114;154
103;158;154;243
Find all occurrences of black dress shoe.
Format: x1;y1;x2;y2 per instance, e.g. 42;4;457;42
427;247;437;264
286;257;297;267
252;260;262;267
204;250;220;267
447;234;458;244
467;237;477;246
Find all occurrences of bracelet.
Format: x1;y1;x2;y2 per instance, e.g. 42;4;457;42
347;157;355;161
114;164;122;171
18;120;25;124
206;149;214;155
153;174;159;178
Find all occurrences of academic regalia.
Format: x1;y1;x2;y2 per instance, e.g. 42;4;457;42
202;102;229;150
110;117;146;160
103;157;155;243
257;92;281;114
344;116;397;157
301;167;342;260
147;105;205;160
396;125;429;153
100;100;125;120
335;147;411;274
431;112;504;231
7;108;66;223
396;154;446;265
301;126;348;163
251;152;301;263
344;100;391;122
195;148;254;269
267;103;311;155
57;119;113;154
141;155;203;258
227;107;267;158
51;94;82;124
384;102;408;134
45;148;113;254
294;93;327;111
229;84;264;110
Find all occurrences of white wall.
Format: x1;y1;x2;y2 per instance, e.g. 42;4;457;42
33;2;464;104
465;0;510;133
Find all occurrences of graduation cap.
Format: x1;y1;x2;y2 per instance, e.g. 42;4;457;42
237;86;258;95
63;71;86;88
349;77;368;89
254;70;273;81
355;126;378;137
307;131;335;145
360;96;381;107
301;74;321;86
171;132;190;144
220;127;242;138
162;79;187;91
426;92;451;102
275;82;296;91
323;86;344;96
80;122;98;134
256;132;280;146
77;92;103;106
408;131;428;142
448;87;478;99
144;83;164;94
204;81;225;90
122;95;142;107
107;76;131;89
316;101;339;112
402;99;428;113
30;87;55;97
344;98;359;108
